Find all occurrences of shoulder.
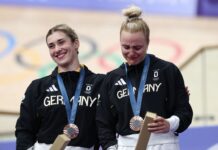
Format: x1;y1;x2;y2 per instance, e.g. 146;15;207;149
22;74;54;105
25;76;52;95
32;74;53;86
26;67;57;93
83;65;106;84
101;64;125;88
149;54;184;83
107;64;125;77
149;54;180;72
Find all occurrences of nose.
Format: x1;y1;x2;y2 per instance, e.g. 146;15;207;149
54;45;62;53
128;49;136;57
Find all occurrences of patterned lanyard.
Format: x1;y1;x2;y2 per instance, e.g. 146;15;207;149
57;67;85;124
124;55;150;116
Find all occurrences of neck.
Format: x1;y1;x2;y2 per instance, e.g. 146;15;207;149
58;61;81;73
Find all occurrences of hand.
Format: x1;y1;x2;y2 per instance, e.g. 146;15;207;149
147;116;170;133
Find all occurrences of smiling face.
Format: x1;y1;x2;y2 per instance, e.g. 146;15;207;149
120;31;148;65
46;31;79;71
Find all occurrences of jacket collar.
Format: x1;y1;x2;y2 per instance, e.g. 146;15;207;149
113;54;156;77
51;65;92;79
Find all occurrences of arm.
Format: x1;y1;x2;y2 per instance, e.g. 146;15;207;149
173;67;193;133
165;65;193;133
148;65;192;134
15;81;39;150
96;77;118;150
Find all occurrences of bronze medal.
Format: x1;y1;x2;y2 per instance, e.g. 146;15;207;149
129;116;143;131
63;124;79;139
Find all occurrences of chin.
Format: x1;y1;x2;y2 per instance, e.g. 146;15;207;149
127;58;140;65
57;61;68;66
128;62;138;66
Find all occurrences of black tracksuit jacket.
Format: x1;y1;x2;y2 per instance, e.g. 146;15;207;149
15;66;104;150
96;54;193;149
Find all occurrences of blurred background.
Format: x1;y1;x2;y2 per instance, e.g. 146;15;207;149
0;0;218;149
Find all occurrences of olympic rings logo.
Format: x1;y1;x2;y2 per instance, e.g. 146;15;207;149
0;30;15;58
0;30;183;85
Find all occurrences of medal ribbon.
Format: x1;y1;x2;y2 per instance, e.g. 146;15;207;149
57;67;85;124
124;55;150;116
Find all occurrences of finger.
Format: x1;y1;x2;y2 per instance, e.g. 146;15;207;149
148;125;166;132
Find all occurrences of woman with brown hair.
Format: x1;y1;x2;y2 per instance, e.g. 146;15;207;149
16;24;104;150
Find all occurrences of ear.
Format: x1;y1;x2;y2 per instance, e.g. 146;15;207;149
74;39;80;50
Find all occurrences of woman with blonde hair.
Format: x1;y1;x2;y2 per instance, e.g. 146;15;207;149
96;6;192;150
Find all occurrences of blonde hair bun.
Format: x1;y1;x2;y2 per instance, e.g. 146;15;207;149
122;5;142;20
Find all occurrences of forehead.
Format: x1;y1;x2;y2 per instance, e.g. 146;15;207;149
47;31;68;44
120;31;146;43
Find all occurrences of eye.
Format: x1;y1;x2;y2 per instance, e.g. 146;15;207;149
122;45;130;50
48;44;54;49
133;46;143;51
57;39;65;45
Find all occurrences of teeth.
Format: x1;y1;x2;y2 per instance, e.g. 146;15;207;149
57;54;64;59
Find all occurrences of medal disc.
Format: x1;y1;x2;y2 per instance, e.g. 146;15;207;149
129;116;143;131
63;124;79;139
